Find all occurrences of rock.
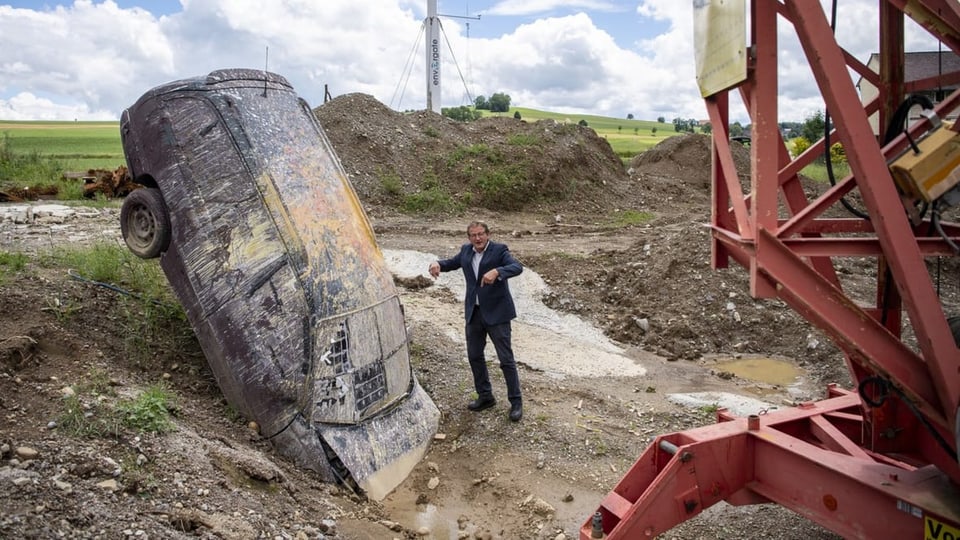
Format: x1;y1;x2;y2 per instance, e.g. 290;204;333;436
530;498;555;516
416;526;430;536
378;520;403;532
97;479;119;492
633;317;650;332
15;447;39;460
427;476;440;490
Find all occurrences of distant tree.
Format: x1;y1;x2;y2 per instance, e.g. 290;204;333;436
488;92;511;112
618;126;622;133
651;127;657;136
513;110;522;120
578;119;588;127
657;116;666;123
474;95;489;110
673;118;696;133
729;122;744;137
442;106;481;122
627;113;634;120
700;123;712;134
634;127;640;135
800;110;826;144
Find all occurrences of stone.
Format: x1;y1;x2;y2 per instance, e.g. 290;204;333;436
15;447;39;460
530;497;555;517
96;479;119;492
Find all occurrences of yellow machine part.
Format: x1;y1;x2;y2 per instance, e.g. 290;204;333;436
890;122;960;202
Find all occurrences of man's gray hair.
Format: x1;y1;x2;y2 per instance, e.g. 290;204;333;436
466;221;489;234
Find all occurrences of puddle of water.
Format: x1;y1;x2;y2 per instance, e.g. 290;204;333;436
711;356;802;387
385;481;602;539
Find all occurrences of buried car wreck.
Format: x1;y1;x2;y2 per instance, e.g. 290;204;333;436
118;69;440;500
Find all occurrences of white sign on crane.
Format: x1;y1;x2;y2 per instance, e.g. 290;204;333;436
425;0;441;113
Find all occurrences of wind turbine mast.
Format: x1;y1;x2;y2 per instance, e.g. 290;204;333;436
425;0;441;113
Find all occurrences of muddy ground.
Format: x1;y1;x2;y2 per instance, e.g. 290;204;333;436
2;94;956;539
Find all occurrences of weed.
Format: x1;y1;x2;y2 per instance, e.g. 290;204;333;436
699;403;720;415
475;165;529;208
446;143;502;168
423;126;440;138
44;295;81;322
507;133;540;146
58;394;120;438
79;368;116;397
800;161;850;183
0;251;28;284
118;383;176;433
592;439;609;456
41;242;196;366
609;209;655;227
378;168;403;196
0;251;28;271
401;172;465;214
0;134;67;187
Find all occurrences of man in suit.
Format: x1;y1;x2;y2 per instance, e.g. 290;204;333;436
428;221;524;422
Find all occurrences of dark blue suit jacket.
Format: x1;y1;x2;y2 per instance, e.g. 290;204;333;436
437;240;523;325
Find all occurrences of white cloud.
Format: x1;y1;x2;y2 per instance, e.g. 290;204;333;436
0;92;114;121
0;0;952;123
486;0;622;17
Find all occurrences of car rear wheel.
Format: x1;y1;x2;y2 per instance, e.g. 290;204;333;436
120;188;171;259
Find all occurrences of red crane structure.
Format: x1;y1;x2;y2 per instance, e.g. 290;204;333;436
581;1;960;538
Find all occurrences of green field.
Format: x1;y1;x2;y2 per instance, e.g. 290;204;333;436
0;121;124;171
483;107;676;158
0;107;680;177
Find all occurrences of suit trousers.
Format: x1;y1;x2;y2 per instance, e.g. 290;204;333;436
466;306;522;404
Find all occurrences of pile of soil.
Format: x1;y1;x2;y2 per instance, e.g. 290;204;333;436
314;94;636;215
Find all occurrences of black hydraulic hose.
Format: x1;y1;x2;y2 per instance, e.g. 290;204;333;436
824;0;870;220
824;111;871;219
858;376;957;459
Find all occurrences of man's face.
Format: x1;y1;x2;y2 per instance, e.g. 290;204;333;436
467;226;489;251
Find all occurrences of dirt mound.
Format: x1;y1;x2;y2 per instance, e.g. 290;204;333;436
627;133;751;219
314;93;636;216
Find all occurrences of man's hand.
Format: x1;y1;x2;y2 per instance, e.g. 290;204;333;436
480;268;499;286
428;261;440;278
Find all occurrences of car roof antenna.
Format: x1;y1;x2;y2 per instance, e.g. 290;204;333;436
262;45;269;97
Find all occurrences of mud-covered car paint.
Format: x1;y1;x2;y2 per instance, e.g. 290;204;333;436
120;69;439;499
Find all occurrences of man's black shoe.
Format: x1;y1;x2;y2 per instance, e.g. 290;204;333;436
467;396;496;412
509;402;523;422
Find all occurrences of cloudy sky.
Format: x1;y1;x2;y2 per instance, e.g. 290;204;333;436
0;0;947;122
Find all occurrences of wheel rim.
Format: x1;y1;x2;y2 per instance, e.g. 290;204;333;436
127;202;158;252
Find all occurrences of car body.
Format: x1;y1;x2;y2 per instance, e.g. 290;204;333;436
119;69;439;499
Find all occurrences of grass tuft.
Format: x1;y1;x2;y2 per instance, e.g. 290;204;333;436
118;383;177;433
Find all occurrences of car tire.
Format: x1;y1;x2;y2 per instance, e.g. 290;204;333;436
120;187;171;259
